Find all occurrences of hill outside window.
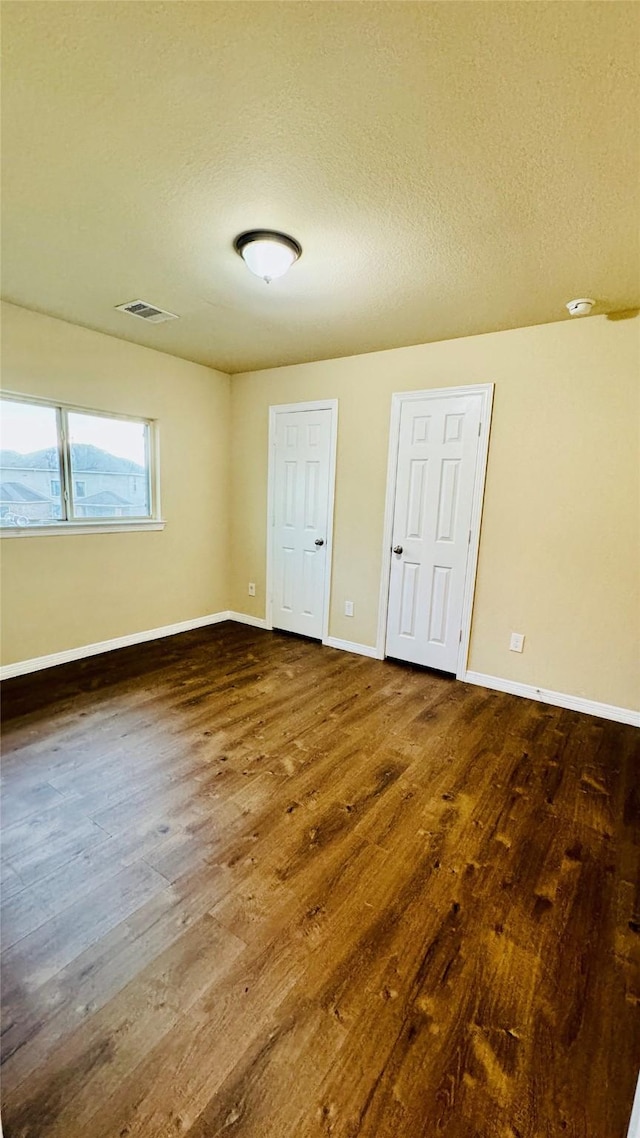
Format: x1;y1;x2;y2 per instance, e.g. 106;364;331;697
0;395;163;535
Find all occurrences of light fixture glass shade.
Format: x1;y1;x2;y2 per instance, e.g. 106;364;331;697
234;231;301;283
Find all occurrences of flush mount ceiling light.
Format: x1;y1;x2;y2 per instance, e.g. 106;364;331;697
234;230;302;284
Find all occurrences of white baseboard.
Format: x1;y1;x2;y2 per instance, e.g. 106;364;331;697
322;636;382;660
0;612;372;680
0;611;231;680
5;620;637;733
227;611;270;630
464;670;640;728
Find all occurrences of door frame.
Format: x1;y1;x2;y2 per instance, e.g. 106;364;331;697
266;399;339;641
375;383;494;678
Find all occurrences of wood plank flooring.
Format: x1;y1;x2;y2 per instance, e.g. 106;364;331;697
1;622;639;1138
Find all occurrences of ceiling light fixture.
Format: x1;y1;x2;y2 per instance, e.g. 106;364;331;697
234;230;302;284
566;298;596;316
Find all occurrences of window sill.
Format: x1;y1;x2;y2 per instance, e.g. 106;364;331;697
0;520;166;538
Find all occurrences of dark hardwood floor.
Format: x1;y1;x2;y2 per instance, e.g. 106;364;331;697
1;622;638;1138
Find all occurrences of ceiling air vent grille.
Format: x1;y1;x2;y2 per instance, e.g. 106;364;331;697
115;300;179;324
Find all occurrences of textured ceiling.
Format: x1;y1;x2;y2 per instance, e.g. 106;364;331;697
2;1;639;374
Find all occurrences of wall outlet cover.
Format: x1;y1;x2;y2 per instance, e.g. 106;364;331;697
248;583;256;597
344;600;354;617
510;632;525;653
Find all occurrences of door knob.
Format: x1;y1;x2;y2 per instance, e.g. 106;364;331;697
315;538;325;547
393;545;403;555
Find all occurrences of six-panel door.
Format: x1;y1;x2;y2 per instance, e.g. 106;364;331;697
386;393;483;672
272;408;332;639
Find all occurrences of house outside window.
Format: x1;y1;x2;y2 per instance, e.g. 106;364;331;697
0;396;159;531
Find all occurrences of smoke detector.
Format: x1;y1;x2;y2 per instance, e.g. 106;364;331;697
115;300;179;324
566;298;595;317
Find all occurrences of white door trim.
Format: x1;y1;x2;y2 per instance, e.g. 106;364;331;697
376;383;494;677
266;399;339;642
627;1074;640;1138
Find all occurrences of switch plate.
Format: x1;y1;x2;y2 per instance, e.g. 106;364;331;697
344;600;354;617
510;632;525;653
248;582;256;597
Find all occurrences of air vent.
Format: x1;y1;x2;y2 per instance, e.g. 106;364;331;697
115;300;179;324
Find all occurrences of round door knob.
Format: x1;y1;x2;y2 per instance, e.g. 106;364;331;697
393;545;403;555
315;538;325;546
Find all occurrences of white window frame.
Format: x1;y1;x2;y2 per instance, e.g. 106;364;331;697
0;392;164;537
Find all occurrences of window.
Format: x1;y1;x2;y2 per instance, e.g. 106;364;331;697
0;401;63;526
68;411;150;520
0;396;158;531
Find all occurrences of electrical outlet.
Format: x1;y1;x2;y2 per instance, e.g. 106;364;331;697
248;582;256;597
344;600;354;617
509;632;525;653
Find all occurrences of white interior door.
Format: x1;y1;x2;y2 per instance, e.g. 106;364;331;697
271;406;334;639
386;391;484;671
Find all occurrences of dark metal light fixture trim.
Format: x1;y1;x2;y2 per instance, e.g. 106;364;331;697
233;230;302;260
234;229;302;283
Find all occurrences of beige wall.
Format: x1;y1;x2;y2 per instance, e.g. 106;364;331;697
3;302;638;713
1;302;231;664
230;314;640;711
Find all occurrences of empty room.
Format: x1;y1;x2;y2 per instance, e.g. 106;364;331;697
1;2;639;1136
